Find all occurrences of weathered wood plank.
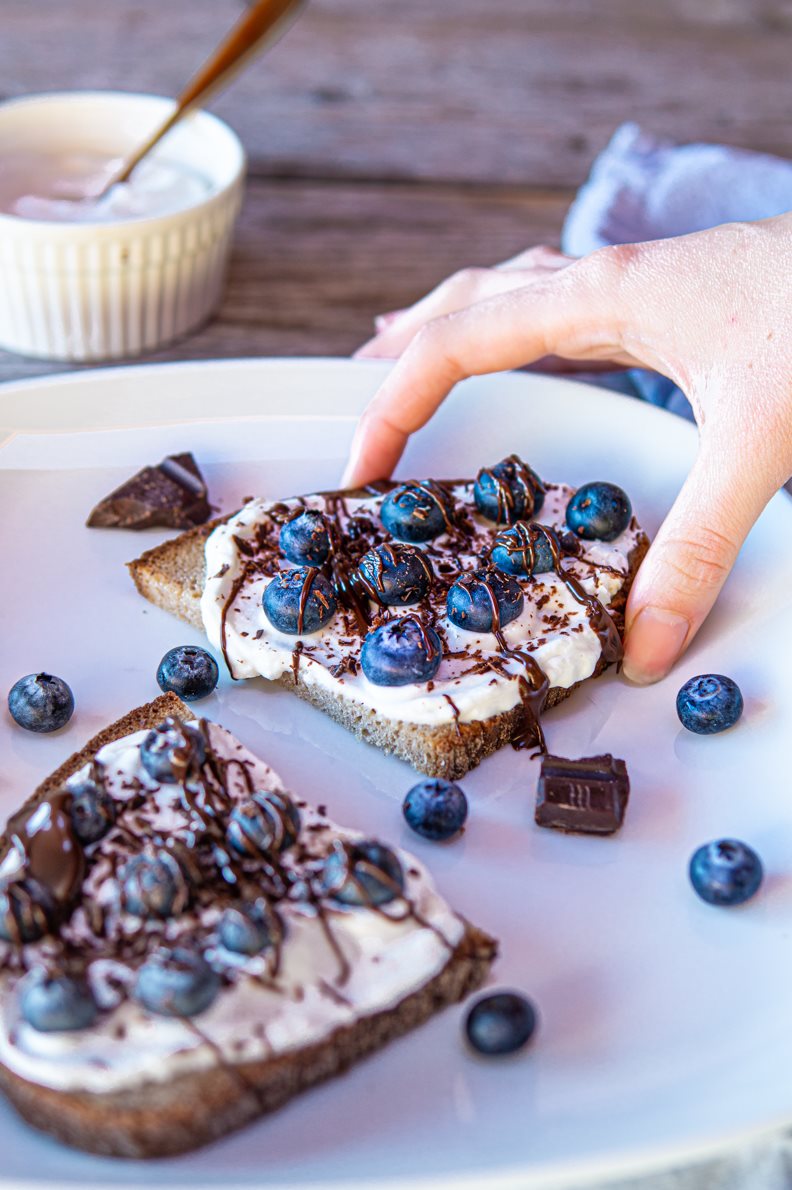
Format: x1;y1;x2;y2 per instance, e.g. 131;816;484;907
0;179;569;383
2;1;791;188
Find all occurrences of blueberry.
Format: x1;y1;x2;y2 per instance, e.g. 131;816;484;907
447;569;524;634
689;839;763;906
403;779;468;841
262;567;337;635
156;646;219;702
279;509;331;566
322;840;405;907
465;991;538;1056
380;482;453;543
360;616;442;686
676;674;744;735
20;971;98;1033
120;850;190;919
565;481;631;541
135;948;220;1018
68;778;116;845
356;543;434;607
473;456;544;524
140;717;206;784
0;878;57;944
226;790;301;858
491;522;558;577
218;900;283;955
8;673;74;733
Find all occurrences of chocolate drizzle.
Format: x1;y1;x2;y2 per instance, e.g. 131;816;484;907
220;567;253;678
296;568;320;635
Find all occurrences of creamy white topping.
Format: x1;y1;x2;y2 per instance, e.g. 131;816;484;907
0;724;464;1093
201;483;644;727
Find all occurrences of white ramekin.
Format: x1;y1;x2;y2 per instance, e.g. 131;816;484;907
0;92;246;362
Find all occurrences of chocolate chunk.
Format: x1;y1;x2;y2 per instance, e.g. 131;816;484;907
86;453;211;530
535;753;629;835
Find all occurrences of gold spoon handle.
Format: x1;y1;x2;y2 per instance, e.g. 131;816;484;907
109;0;305;190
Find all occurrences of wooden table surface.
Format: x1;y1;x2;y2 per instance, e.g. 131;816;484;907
2;0;792;384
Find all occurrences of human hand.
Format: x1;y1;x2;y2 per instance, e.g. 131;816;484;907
342;218;792;683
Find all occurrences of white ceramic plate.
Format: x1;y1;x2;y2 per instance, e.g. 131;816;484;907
1;358;791;1190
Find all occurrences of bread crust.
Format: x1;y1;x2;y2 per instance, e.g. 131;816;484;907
128;505;650;778
0;697;496;1157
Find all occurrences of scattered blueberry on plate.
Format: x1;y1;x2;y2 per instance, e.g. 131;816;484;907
263;567;337;634
361;616;442;686
157;645;219;701
403;779;468;841
279;509;331;566
380;482;452;543
565;481;631;541
465;991;538;1056
689;839;763;906
7;673;74;733
20;971;98;1033
676;674;743;735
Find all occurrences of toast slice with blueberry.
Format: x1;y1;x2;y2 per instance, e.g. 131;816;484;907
0;695;496;1158
128;464;649;778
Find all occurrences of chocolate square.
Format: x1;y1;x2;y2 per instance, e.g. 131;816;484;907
535;753;629;835
87;452;211;530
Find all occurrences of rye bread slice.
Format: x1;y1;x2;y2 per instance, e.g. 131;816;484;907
0;697;496;1158
128;495;649;780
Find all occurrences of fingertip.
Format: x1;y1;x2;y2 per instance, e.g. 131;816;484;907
622;606;690;685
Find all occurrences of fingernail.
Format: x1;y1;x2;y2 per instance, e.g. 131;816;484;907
622;607;690;685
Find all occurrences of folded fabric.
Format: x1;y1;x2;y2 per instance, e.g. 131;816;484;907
560;122;792;420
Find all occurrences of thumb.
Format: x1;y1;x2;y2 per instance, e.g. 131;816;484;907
622;438;774;684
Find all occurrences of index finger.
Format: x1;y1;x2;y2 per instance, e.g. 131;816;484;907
341;258;626;487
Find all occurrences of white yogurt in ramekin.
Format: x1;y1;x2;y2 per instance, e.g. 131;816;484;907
0;150;212;224
0;92;246;362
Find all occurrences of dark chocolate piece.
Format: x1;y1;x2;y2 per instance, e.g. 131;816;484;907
535;753;629;835
86;452;211;530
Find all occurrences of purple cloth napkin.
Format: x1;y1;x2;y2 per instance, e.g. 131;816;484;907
559;123;792;420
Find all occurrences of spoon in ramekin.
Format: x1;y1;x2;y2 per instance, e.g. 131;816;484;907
72;0;306;202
